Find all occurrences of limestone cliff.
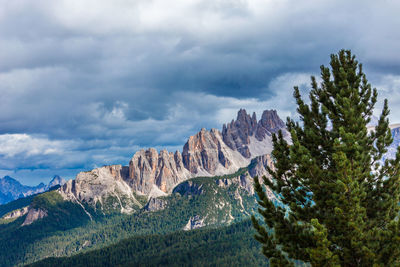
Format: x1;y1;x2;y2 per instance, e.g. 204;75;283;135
22;208;47;226
128;148;191;194
182;128;248;176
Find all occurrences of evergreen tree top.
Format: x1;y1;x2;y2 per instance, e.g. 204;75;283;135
252;50;400;267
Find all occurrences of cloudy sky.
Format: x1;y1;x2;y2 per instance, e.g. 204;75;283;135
1;0;400;185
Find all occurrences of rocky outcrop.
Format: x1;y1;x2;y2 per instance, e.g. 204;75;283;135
183;215;205;230
248;154;274;178
128;148;191;194
21;208;47;226
2;206;29;220
216;173;254;195
46;175;66;191
222;109;258;158
173;180;205;196
144;197;168;212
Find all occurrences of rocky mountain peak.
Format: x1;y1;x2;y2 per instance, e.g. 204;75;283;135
182;128;220;173
184;128;218;152
237;109;256;126
255;109;286;141
46;175;66;190
236;109;257;132
60;164;138;214
222;109;257;158
1;176;23;189
2;176;17;182
222;108;286;158
251;111;257;123
127;108;286;198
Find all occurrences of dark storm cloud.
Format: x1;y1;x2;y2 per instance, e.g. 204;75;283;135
0;0;400;184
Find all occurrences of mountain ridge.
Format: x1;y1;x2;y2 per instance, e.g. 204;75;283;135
58;108;287;215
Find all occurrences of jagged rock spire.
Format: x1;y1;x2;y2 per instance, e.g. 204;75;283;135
222;108;286;157
255;109;286;141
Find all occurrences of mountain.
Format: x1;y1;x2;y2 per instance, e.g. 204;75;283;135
58;109;287;216
222;109;286;158
0;175;65;205
0;108;285;266
0;163;270;266
45;175;66;191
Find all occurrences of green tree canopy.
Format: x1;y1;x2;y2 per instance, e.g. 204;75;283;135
252;50;400;266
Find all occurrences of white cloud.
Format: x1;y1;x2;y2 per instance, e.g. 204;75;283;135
0;134;73;158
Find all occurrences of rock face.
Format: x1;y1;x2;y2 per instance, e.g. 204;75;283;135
2;206;29;220
60;165;142;214
46;175;66;191
183;215;205;230
21;208;47;226
182;128;247;176
248;154;275;178
216;173;254;195
144;197;168;212
222;109;258;158
128;148;191;194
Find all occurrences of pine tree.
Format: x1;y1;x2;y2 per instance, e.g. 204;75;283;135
252;50;400;266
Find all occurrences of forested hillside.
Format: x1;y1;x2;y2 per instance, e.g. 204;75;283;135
29;220;267;267
0;167;262;266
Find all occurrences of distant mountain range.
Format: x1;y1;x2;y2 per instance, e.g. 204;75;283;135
0;175;65;205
